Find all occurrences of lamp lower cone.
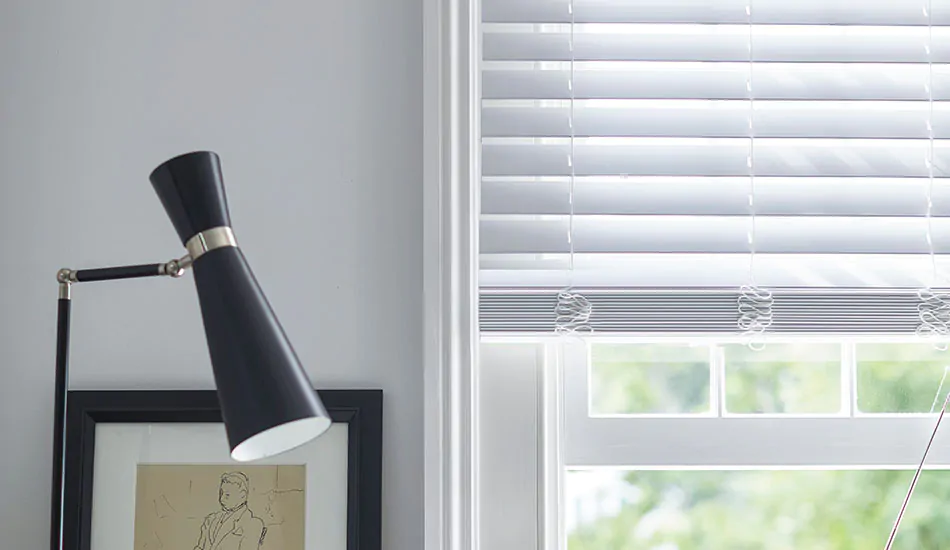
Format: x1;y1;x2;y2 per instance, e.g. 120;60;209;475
192;246;330;461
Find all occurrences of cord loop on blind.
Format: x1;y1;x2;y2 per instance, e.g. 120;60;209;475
915;289;950;347
737;0;772;348
738;285;774;349
554;291;594;334
553;0;594;335
916;1;950;347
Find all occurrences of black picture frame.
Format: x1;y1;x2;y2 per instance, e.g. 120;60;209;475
60;389;382;550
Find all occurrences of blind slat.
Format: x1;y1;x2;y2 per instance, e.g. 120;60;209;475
481;177;950;217
484;0;948;26
483;138;950;178
483;62;950;101
480;253;950;288
482;100;950;139
484;25;950;64
481;216;950;254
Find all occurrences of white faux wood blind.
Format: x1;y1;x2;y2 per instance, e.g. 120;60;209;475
480;0;950;296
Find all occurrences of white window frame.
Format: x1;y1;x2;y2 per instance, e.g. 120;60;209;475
478;336;950;550
423;1;481;550
561;336;950;469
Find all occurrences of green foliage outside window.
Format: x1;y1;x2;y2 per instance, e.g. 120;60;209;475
574;343;950;550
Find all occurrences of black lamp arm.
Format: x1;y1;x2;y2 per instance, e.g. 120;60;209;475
57;255;194;286
50;257;190;550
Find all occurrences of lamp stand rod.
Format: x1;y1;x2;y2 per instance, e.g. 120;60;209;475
50;258;191;550
50;289;70;550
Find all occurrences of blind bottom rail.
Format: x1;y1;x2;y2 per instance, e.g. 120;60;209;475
480;288;949;334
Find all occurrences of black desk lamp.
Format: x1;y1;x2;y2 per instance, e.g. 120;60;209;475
49;151;330;549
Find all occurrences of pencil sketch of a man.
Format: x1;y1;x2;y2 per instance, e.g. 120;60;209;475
194;472;265;550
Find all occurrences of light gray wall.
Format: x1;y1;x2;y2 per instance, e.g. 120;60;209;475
0;1;422;547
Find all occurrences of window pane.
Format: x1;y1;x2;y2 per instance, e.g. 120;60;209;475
724;343;841;414
567;468;950;550
590;344;710;414
856;344;950;413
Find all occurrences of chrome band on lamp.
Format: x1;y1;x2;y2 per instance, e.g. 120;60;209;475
186;226;237;261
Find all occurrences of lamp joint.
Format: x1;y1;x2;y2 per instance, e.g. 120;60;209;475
160;255;194;278
56;268;77;284
56;269;74;300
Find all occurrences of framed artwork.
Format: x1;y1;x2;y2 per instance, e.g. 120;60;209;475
60;389;382;550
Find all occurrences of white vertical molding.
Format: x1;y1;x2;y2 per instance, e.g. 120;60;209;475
424;0;481;548
541;342;566;550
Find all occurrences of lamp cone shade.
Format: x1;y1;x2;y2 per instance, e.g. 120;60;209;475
150;151;330;461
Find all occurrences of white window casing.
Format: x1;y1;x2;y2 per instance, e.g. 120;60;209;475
479;339;950;549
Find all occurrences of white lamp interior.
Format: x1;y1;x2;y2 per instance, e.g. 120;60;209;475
231;416;333;462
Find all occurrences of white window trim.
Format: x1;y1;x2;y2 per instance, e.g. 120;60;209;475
542;342;566;550
424;0;481;549
505;337;950;470
484;337;950;470
563;342;950;468
479;337;950;550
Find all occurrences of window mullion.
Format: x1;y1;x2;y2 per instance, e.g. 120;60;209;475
843;342;857;417
712;344;726;417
